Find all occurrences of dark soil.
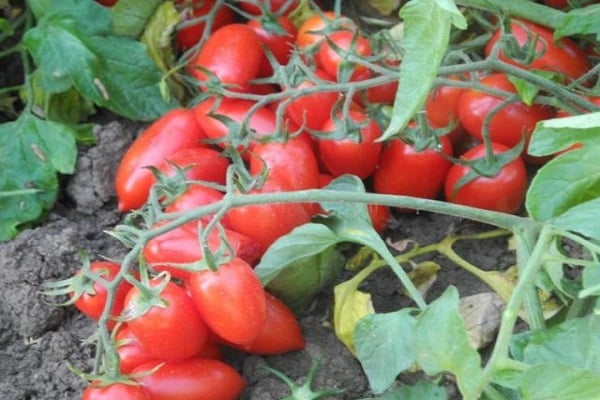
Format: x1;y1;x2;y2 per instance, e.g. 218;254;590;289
0;115;515;399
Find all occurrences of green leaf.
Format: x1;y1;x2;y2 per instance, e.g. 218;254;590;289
526;144;600;221
555;4;600;41
528;112;600;156
111;0;163;38
0;113;77;240
354;310;418;394
551;197;600;240
27;0;111;35
360;381;447;400
507;72;558;107
381;0;465;140
520;363;600;400
366;0;401;15
415;286;482;396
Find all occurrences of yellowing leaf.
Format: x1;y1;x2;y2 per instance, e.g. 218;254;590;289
334;279;375;354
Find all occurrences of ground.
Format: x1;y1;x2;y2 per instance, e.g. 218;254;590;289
0;114;515;399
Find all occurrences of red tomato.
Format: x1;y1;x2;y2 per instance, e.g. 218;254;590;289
187;24;263;91
188;258;267;345
71;261;132;330
235;292;305;354
444;143;527;213
318;110;383;179
485;19;591;81
425;77;468;144
156;146;229;187
226;179;312;253
94;0;118;6
361;78;398;105
134;358;245;400
283;69;340;130
115;325;157;374
82;382;149;400
123;281;208;362
317;30;372;82
373;136;453;204
237;0;300;15
143;221;263;280
367;203;391;234
165;184;225;216
175;0;236;51
115;108;207;212
248;15;297;77
296;11;355;50
457;73;556;148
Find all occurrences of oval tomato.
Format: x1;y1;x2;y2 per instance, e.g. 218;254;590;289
373;135;453;204
238;0;300;15
175;0;236;51
367;203;391;234
457;73;555;149
115;325;157;374
444;142;527;213
71;261;132;330
165;184;225;216
485;19;591;81
318;110;382;179
425;77;467;144
317;30;372;82
187;24;263;91
247;15;297;77
188;257;267;345
143;221;263;280
82;382;149;400
123;281;208;362
296;11;355;50
115;108;207;212
155;146;229;187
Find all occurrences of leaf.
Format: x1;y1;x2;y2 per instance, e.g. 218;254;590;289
458;292;503;350
366;0;401;15
415;286;483;396
520;363;600;400
359;381;447;400
551;197;600;240
27;0;111;35
111;0;163;38
334;281;374;354
528;112;600;156
555;4;600;41
526;144;600;221
0;113;77;240
381;0;466;140
354;310;418;394
507;71;558;107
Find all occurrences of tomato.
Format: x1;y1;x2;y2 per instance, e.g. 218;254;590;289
188;257;267;345
115;325;157;374
360;77;398;105
425;77;468;144
283;69;341;130
226;179;312;253
115;108;207;212
155;146;229;187
317;30;372;82
187;24;263;91
234;292;305;355
70;261;132;330
143;221;263;280
247;15;297;77
444;143;528;213
318;110;383;179
123;281;208;362
485;19;591;81
237;0;300;15
175;0;236;51
94;0;118;6
82;382;149;400
296;11;355;50
543;0;600;9
373;136;453;205
134;358;245;400
165;184;225;216
367;203;391;234
457;73;555;149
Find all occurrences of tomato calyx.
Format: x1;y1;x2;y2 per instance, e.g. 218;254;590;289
490;18;545;66
119;274;171;323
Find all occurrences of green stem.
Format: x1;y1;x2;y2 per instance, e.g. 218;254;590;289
455;0;566;29
0;188;42;197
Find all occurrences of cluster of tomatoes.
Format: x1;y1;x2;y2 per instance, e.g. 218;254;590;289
79;0;599;399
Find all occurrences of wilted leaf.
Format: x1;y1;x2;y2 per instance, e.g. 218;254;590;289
458;292;503;350
334;279;375;353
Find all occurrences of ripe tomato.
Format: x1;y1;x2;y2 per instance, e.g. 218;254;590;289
188;257;267;345
457;73;555;148
283;69;340;130
82;382;149;400
226;179;312;253
155;146;229;186
237;0;300;15
115;325;157;374
94;0;118;6
175;0;236;51
367;203;391;234
187;24;263;91
360;77;398;105
444;142;527;213
373;135;453;204
247;15;297;77
485;19;591;81
123;281;208;362
71;261;132;330
425;77;467;144
165;184;225;216
317;30;372;82
318;110;383;179
234;292;305;355
296;11;355;50
134;358;245;400
143;221;263;280
115;108;207;212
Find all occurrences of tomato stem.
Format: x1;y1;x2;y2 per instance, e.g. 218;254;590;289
455;0;566;29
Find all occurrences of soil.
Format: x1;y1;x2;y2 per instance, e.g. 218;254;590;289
0;112;517;399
